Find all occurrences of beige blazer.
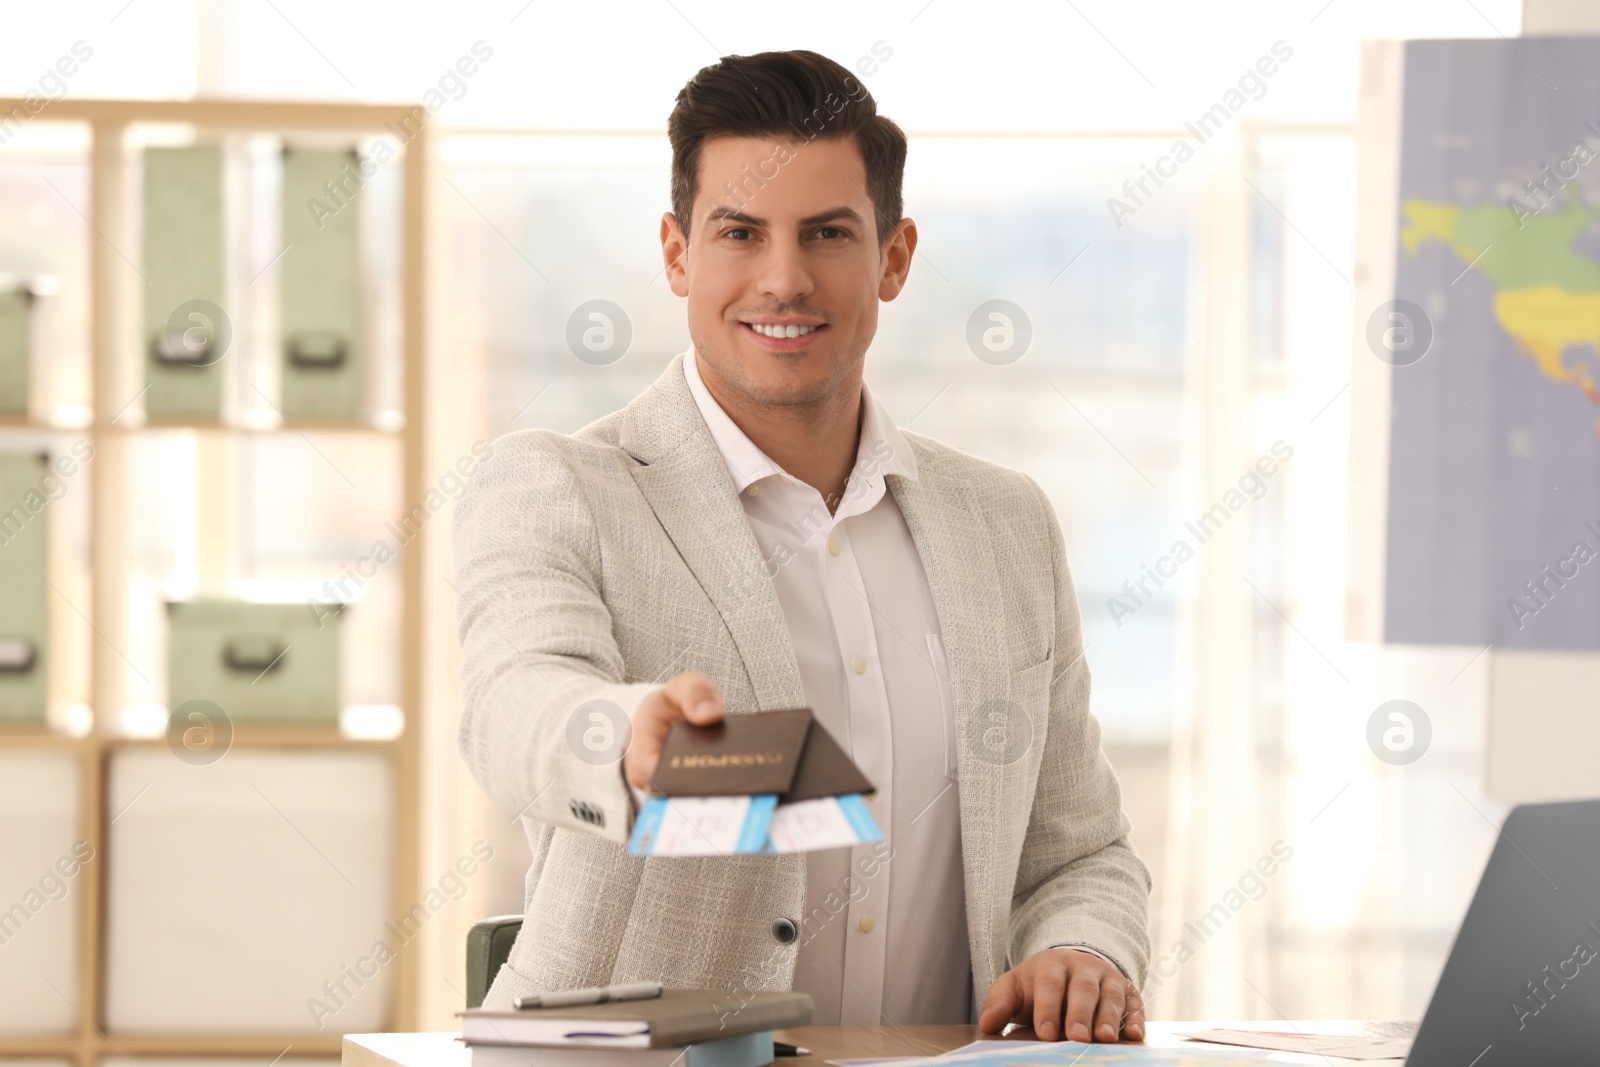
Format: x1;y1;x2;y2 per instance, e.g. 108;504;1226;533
452;352;1151;1010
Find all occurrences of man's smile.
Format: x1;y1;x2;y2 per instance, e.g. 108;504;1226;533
738;319;831;350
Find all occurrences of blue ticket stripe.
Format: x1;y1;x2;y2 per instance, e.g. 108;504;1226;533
627;796;669;856
737;794;779;853
837;794;883;842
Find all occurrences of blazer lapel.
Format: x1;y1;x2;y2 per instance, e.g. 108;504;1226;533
618;354;807;714
889;445;1012;995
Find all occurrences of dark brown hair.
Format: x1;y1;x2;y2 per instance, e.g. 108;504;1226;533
667;50;907;248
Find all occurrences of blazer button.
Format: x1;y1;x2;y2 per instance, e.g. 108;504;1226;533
770;917;798;944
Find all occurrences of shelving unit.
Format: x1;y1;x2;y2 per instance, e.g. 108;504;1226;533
0;98;441;1062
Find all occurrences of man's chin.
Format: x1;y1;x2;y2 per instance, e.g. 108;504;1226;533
721;349;836;402
737;377;836;408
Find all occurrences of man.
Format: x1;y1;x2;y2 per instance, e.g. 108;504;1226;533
453;49;1151;1042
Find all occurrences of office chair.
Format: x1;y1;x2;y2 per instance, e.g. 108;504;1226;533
466;915;524;1008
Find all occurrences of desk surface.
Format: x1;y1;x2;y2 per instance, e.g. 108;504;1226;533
344;1021;1410;1067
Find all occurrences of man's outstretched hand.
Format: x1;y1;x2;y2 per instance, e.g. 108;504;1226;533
622;670;725;791
978;948;1144;1043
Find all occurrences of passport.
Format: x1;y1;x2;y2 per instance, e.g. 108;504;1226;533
635;708;883;858
650;707;812;797
648;707;876;800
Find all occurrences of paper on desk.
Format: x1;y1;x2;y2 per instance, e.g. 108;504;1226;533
830;1040;1060;1065
1178;1030;1413;1060
827;1039;1286;1066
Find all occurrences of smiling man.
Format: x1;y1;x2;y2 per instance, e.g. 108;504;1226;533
453;50;1151;1041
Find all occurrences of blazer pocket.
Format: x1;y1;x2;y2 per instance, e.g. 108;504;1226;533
1007;654;1055;764
1009;653;1055;695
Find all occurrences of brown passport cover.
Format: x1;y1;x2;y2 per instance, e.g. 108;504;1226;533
649;707;878;800
786;716;877;801
649;707;812;797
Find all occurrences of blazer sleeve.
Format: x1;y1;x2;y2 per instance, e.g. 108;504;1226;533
1006;475;1154;988
452;431;659;846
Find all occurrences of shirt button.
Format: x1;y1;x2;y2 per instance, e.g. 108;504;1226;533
746;484;761;497
770;917;798;944
827;537;840;556
859;915;875;933
851;655;866;674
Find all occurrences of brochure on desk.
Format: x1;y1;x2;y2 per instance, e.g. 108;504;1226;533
826;1038;1342;1066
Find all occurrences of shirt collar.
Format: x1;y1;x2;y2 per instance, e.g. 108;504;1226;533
682;342;918;496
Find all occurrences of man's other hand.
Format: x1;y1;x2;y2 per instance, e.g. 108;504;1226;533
622;670;725;791
978;948;1144;1043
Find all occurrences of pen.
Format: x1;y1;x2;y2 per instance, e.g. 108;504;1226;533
515;980;664;1010
775;1042;811;1056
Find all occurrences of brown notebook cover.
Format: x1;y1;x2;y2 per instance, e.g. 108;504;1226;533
649;707;876;801
462;988;814;1047
649;707;812;797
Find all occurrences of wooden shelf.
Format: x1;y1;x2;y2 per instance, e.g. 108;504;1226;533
0;417;406;434
127;417;405;435
0;96;438;1059
106;728;403;749
0;1031;346;1057
0;97;430;132
0;416;90;431
0;727;92;749
0;1033;80;1057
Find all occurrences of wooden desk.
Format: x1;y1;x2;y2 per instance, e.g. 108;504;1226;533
345;1021;1409;1067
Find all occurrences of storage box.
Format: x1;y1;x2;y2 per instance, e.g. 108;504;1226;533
143;145;227;419
104;748;392;1031
0;752;80;1031
0;452;49;723
280;147;363;421
166;599;340;723
0;287;31;416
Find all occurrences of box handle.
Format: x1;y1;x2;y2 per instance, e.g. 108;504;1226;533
287;332;347;369
150;330;215;367
222;636;287;673
0;637;36;672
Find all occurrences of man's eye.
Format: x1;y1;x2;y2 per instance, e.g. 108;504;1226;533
723;227;752;240
816;227;848;239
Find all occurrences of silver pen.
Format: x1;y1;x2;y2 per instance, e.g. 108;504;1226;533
515;980;664;1010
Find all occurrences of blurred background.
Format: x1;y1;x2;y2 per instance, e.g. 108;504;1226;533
3;0;1599;1061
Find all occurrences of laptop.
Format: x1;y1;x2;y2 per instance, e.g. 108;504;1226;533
1406;797;1600;1065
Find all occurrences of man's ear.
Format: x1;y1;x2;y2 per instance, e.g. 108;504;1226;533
661;212;690;297
877;217;918;302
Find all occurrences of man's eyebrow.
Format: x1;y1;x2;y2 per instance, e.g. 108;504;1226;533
703;205;867;228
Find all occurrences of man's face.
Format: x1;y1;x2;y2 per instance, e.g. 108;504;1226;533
661;135;915;409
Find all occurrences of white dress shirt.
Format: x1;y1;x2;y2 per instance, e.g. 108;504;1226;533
623;345;1120;1021
680;344;972;1025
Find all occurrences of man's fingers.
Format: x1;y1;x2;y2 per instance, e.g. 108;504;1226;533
623;723;662;790
977;970;1024;1034
1029;964;1068;1041
623;672;724;789
1092;982;1126;1043
1122;990;1146;1041
664;670;724;724
1061;969;1101;1043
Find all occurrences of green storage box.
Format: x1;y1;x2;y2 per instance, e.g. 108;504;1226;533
144;145;227;419
280;147;363;422
0;452;49;722
0;288;31;416
167;599;341;723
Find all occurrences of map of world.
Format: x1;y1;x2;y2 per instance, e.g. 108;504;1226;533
1384;37;1600;650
